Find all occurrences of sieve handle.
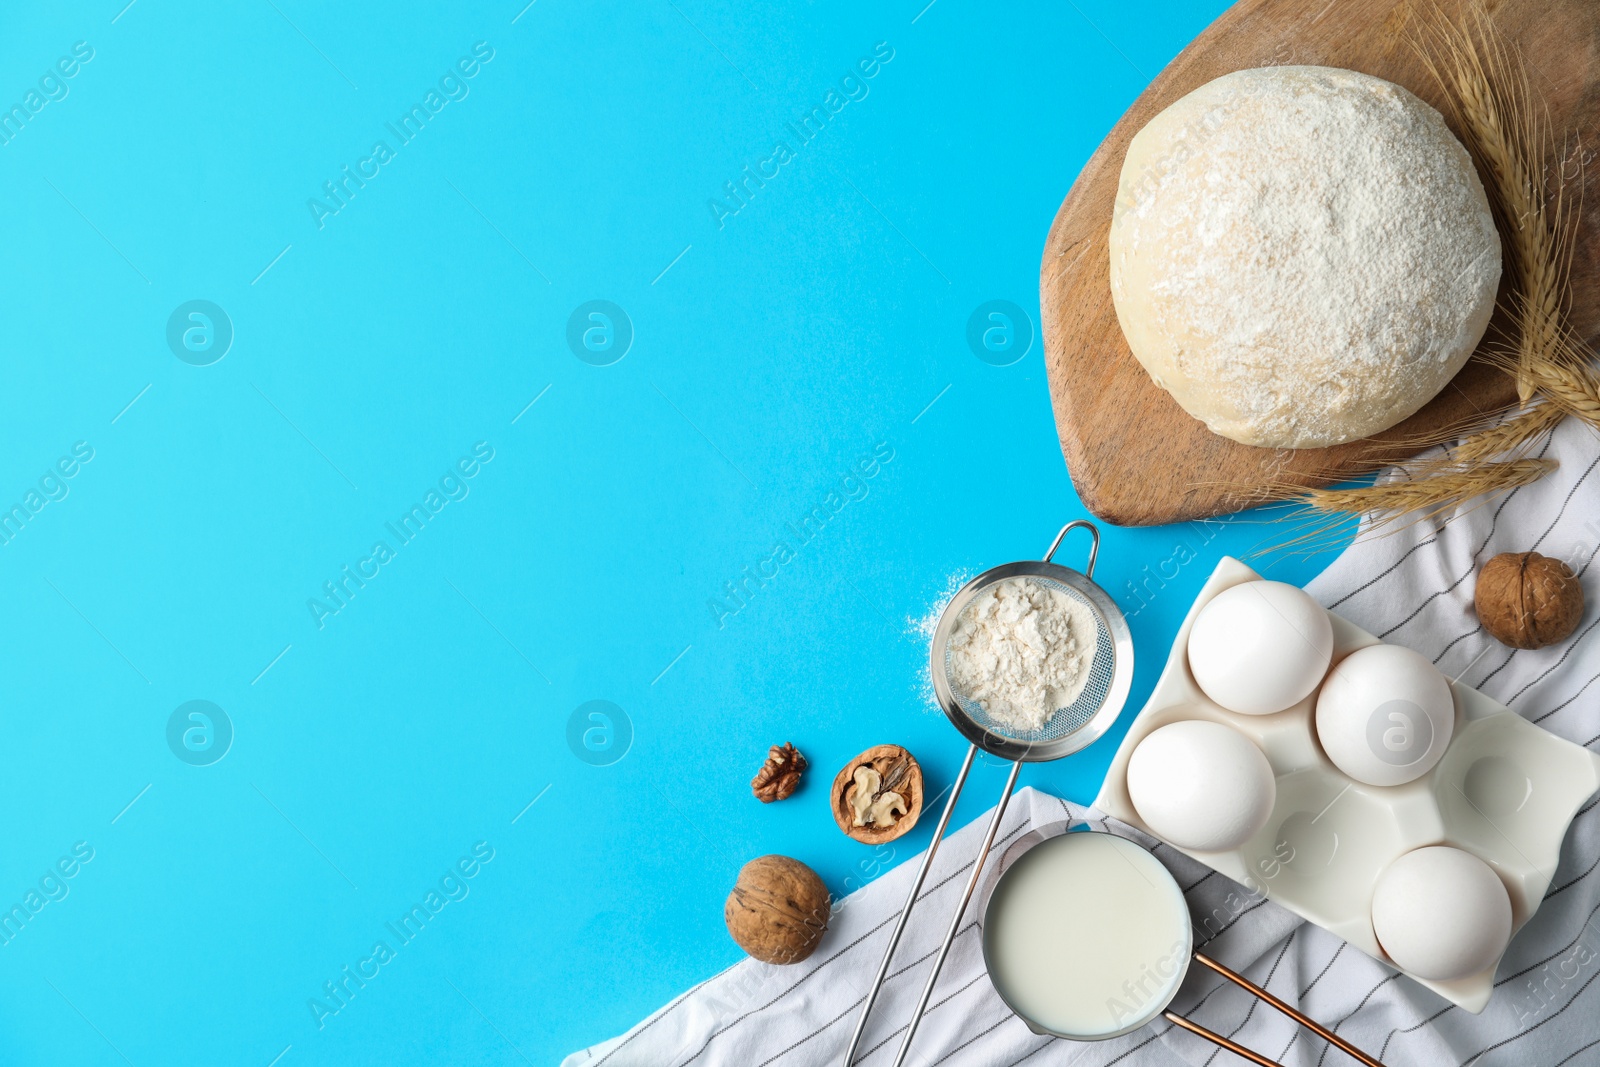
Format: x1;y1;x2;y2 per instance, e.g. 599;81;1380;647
838;745;976;1067
888;759;1023;1067
1044;519;1100;578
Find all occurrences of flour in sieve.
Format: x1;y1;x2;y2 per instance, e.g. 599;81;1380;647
947;577;1098;732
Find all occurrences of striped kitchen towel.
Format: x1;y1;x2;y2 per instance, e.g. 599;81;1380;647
564;412;1600;1067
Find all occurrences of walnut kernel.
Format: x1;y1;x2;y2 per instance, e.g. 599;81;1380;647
751;742;807;803
848;766;908;827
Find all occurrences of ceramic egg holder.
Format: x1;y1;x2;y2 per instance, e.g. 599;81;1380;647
1096;557;1600;1012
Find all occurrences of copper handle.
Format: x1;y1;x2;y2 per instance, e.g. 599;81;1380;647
1188;952;1389;1067
1163;1011;1286;1067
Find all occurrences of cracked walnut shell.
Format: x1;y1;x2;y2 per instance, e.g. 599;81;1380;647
751;742;807;803
1475;551;1583;650
831;745;924;844
724;855;829;964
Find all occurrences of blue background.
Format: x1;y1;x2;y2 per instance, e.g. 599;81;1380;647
0;1;1346;1063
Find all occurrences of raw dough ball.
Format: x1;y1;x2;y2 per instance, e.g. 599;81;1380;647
1315;644;1454;787
725;855;830;964
1110;66;1500;448
1127;720;1276;852
1372;846;1512;980
1187;580;1333;715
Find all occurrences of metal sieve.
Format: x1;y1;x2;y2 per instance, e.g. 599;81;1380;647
841;520;1136;1067
933;559;1130;760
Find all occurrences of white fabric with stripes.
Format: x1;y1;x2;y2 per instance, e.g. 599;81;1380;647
565;413;1600;1067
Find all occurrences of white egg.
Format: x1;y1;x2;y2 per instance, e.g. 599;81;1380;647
1372;846;1512;980
1315;644;1454;787
1186;581;1333;715
1127;720;1276;852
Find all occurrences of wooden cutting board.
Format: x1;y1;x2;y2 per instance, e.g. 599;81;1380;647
1041;0;1600;527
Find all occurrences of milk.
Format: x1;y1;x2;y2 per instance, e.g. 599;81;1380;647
983;831;1191;1037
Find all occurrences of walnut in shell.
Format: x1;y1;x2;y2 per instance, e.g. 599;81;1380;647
1475;551;1584;650
831;745;924;844
724;855;829;964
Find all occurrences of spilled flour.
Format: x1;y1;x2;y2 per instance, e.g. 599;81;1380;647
911;570;973;710
947;577;1097;732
